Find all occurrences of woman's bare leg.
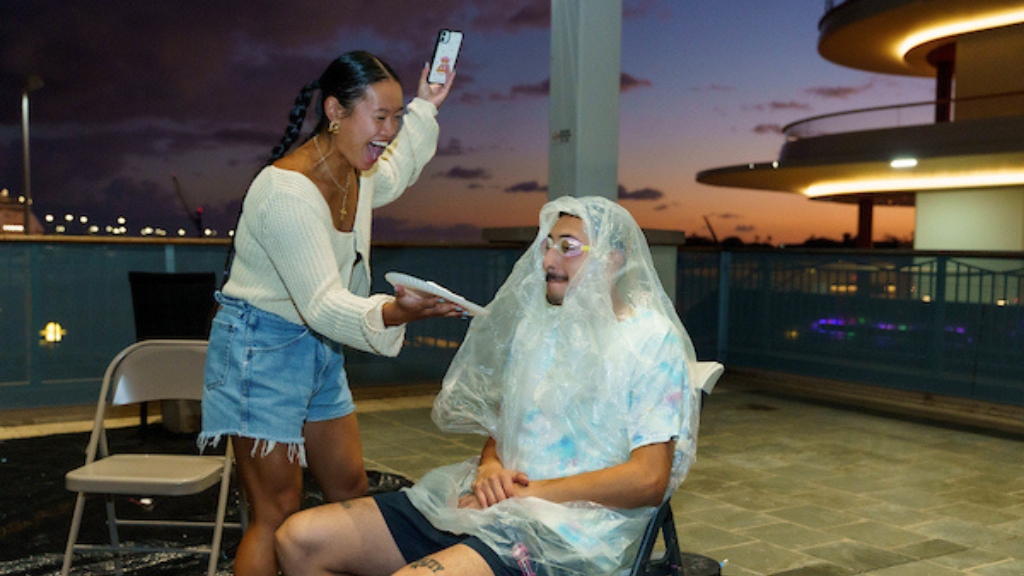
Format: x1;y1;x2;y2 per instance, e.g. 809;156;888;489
303;414;368;502
232;436;304;576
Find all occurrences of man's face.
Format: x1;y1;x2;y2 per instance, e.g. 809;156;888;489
542;215;590;305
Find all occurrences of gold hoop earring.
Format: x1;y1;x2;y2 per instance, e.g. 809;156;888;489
328;120;340;134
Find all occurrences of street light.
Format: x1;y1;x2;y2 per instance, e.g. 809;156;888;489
22;74;44;235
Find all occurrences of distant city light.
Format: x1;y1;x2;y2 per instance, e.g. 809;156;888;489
79;216;88;224
40;321;66;343
117;216;126;224
3;224;25;232
178;228;187;236
64;213;73;222
45;214;54;222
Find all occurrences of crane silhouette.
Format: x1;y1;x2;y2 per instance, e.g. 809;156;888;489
171;175;203;236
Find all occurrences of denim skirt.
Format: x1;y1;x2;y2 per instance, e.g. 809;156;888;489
198;291;355;464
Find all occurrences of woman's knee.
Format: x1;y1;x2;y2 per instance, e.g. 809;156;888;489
315;466;368;502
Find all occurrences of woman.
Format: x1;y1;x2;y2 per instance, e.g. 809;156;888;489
199;50;460;575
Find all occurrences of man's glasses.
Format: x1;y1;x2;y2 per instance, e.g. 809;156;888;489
540;236;590;258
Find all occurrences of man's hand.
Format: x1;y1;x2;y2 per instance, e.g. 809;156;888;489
471;460;530;507
457;492;483;509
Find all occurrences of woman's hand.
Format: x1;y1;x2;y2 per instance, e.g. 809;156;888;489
471;460;530;508
417;62;456;109
381;285;465;327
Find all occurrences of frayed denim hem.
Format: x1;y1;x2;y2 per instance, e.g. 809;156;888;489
198;432;307;468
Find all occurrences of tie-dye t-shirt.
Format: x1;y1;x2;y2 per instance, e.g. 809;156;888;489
406;307;690;576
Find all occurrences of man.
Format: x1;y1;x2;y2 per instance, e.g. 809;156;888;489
276;196;701;576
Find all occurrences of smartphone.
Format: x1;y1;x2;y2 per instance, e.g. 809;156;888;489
428;29;463;85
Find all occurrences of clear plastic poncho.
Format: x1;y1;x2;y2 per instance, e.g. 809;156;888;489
405;196;701;576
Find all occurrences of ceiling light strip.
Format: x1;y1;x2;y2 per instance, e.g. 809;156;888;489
805;171;1024;197
898;9;1024;58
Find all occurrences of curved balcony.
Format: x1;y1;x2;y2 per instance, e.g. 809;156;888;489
696;92;1024;204
818;0;1024;77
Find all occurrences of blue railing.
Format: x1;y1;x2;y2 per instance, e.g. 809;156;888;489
2;238;1023;410
676;250;1024;405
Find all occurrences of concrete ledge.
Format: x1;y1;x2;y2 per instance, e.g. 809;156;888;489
725;366;1024;436
483;226;686;246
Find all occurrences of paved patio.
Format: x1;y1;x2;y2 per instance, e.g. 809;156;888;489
2;374;1022;575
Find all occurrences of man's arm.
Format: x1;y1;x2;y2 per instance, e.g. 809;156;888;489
463;437;675;510
468;437;530;507
517;441;674;509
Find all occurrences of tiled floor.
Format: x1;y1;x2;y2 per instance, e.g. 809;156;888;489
354;381;1024;576
3;377;1023;575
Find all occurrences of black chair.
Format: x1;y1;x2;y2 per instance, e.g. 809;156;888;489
128;271;217;341
128;271;217;430
630;361;724;576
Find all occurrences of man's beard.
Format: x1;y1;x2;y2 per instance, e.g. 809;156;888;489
545;272;568;305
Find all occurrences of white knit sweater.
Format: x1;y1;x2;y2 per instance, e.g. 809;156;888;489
222;97;440;356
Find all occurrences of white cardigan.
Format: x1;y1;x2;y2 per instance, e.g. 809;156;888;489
223;97;440;356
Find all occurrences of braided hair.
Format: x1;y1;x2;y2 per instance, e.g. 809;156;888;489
266;50;400;165
222;51;402;287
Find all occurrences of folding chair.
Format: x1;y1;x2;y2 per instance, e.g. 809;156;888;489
61;339;240;576
630;361;724;576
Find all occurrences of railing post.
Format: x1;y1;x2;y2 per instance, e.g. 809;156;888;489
164;244;176;272
930;256;948;374
717;251;731;362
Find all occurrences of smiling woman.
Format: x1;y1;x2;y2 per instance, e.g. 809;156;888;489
197;49;462;576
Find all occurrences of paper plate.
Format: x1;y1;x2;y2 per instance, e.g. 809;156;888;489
384;272;490;316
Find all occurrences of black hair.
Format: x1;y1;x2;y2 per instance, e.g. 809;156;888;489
265;50;401;165
222;51;401;288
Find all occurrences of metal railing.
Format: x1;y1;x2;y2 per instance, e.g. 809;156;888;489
676;249;1024;405
782;91;1024;141
2;238;1022;410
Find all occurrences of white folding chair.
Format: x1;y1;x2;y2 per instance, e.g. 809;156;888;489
61;339;240;576
630;361;724;576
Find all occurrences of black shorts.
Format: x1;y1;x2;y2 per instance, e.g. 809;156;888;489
373;491;521;576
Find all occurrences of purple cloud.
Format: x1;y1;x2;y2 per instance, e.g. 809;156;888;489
504;181;547;193
753;124;783;135
618;185;664;201
437;166;490;180
804;81;876;99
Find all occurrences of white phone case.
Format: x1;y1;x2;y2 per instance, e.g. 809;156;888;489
429;29;463;84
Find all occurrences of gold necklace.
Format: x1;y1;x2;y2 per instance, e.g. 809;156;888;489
313;134;353;219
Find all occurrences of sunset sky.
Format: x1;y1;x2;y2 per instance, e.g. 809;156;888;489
0;0;935;244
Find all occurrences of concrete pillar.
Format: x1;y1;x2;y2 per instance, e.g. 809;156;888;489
548;0;622;201
913;24;1024;252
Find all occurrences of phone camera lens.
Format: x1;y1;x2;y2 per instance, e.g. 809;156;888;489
440;31;449;42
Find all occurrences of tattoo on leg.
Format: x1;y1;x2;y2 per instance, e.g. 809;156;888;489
409;557;445;573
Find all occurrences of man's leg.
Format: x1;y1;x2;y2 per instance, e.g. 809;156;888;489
393;544;494;576
276;497;405;576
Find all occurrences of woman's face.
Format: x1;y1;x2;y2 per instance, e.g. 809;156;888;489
331;79;404;171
